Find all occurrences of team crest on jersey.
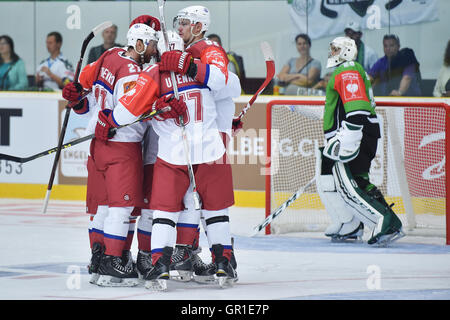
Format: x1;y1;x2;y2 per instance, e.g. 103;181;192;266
204;48;226;69
123;81;136;93
340;71;365;102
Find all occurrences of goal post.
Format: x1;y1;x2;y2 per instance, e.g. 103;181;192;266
265;99;450;244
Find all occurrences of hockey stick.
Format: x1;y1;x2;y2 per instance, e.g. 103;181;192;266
251;177;316;236
0;108;167;164
235;41;275;122
42;20;112;213
157;0;202;210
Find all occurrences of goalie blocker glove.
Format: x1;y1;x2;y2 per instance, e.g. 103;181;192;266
95;109;118;141
323;120;363;163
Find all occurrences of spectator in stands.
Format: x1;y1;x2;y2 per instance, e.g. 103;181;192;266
344;20;378;71
368;34;422;97
0;35;28;91
311;68;334;95
36;31;74;91
433;39;450;97
207;33;246;92
276;33;321;95
87;24;122;64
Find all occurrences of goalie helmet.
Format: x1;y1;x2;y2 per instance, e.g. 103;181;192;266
127;23;158;54
326;36;357;68
157;30;185;55
173;5;210;33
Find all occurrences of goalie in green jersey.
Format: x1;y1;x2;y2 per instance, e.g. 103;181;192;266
317;36;404;246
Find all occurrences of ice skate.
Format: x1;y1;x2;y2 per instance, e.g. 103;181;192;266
96;254;139;287
211;244;238;288
144;246;173;291
136;250;152;279
87;242;104;284
169;245;193;282
368;210;404;247
331;222;364;243
192;247;216;283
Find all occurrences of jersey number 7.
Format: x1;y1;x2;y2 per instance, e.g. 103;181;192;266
174;89;203;126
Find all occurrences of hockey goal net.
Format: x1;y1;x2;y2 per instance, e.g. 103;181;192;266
265;99;450;244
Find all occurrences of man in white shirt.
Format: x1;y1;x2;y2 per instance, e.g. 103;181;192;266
36;31;74;91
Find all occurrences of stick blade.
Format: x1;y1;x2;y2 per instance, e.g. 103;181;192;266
92;21;113;37
260;41;274;62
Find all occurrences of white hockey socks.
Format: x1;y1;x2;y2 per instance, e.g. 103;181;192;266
88;205;108;248
137;209;153;252
103;206;134;257
202;209;232;248
151;210;180;264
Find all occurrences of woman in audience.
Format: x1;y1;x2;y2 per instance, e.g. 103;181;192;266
0;35;28;91
276;33;321;95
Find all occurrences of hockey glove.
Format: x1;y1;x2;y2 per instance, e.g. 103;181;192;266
159;51;193;75
153;95;187;121
231;116;243;137
95;109;118;141
323;121;363;163
62;82;89;113
129;15;161;31
62;82;83;102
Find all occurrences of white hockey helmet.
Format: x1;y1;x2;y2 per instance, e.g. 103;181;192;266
126;23;158;54
173;5;210;33
157;30;185;55
326;36;357;68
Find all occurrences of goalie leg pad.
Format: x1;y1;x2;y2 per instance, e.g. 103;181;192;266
332;161;390;230
316;148;362;237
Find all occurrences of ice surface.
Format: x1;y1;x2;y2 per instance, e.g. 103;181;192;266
0;199;449;301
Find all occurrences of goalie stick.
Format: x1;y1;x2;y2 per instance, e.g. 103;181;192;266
235;41;275;122
42;20;113;213
157;0;202;211
251;177;316;236
0;108;167;164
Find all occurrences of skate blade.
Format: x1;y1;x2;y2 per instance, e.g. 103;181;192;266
169;270;193;282
193;275;216;284
96;275;139;287
373;229;406;247
144;278;168;291
89;273;100;284
215;271;238;288
331;235;363;243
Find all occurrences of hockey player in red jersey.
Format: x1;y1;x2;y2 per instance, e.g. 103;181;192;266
167;5;240;285
62;22;160;286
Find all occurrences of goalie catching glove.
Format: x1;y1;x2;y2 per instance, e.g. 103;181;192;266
323;121;363;163
95;109;118;141
152;94;188;121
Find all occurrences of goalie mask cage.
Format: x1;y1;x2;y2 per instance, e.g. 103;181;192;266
265;100;450;245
